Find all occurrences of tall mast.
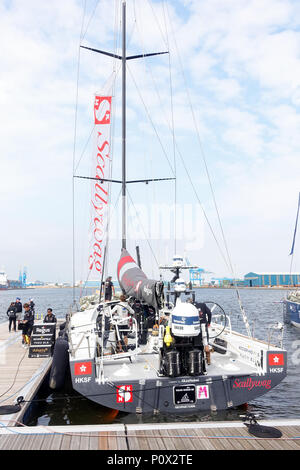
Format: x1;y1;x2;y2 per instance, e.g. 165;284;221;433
78;0;170;252
122;0;126;250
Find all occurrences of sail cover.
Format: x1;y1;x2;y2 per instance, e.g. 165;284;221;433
117;249;164;309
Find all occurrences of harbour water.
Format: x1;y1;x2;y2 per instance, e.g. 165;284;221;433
1;287;299;425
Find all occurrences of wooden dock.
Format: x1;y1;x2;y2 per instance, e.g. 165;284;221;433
0;320;53;426
0;420;300;451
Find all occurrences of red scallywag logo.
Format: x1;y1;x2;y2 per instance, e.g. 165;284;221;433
116;385;133;403
94;96;111;125
268;353;284;366
74;362;92;376
233;378;271;391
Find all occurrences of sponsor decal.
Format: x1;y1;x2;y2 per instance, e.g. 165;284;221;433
197;385;209;399
31;337;52;346
74;362;92;376
174;385;196;405
232;378;272;391
33;325;55;335
75;377;92;384
268;353;284;366
172;315;199;326
237;345;262;366
269;367;284;374
28;346;52;358
116;385;133;403
143;286;152;296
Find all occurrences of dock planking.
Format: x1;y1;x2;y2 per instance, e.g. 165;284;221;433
0;320;59;426
1;421;300;450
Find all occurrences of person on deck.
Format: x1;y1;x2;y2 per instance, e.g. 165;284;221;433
194;301;212;365
7;302;17;332
104;276;115;301
111;294;134;352
22;303;34;347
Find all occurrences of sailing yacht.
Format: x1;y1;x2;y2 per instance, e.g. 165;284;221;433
50;0;287;414
283;192;300;327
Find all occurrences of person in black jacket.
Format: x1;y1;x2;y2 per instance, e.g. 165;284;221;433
29;298;35;313
44;308;57;344
7;302;17;332
104;276;115;301
194;301;212;365
22;303;34;347
15;297;22;318
44;308;57;323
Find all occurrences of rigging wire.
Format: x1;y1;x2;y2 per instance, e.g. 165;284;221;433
72;0;88;305
101;0;121;281
127;6;232;276
72;1;140;293
162;0;177;255
132;0;161;276
163;0;251;336
288;192;300;291
125;1;233;279
81;187;123;295
127;188;160;268
126;64;175;178
81;0;101;41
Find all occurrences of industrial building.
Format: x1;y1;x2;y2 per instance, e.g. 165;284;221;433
211;277;244;287
244;272;300;287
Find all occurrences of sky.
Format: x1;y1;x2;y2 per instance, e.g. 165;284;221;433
0;0;300;284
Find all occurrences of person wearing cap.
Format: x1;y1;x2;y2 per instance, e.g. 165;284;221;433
15;297;22;320
22;303;34;347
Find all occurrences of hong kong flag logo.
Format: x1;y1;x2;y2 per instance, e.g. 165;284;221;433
74;362;92;376
269;353;284;366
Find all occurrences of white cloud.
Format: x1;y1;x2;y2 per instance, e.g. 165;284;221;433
0;0;299;283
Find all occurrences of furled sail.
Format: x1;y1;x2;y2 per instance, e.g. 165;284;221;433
88;95;112;276
117;249;164;310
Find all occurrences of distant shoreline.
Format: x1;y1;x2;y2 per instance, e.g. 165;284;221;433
1;285;297;292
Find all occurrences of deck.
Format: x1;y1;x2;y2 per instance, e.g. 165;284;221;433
0;420;300;450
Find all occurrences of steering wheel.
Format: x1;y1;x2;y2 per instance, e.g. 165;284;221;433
203;301;228;339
